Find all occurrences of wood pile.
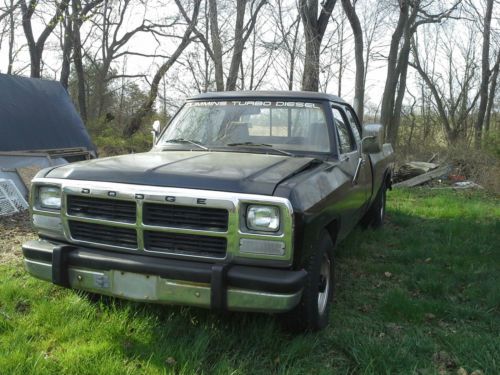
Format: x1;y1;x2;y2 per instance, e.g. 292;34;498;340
393;164;452;188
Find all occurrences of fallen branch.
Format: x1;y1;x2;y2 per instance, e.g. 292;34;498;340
393;165;452;188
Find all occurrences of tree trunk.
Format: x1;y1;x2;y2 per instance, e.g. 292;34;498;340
72;0;88;123
380;0;409;141
249;27;256;90
299;0;337;91
226;0;246;91
288;15;300;90
387;30;412;145
208;0;224;91
20;1;39;77
341;0;364;123
475;0;494;148
389;49;409;145
60;8;73;89
94;60;111;119
337;17;344;96
203;0;210;91
7;0;15;75
302;34;321;91
20;0;69;78
485;50;500;134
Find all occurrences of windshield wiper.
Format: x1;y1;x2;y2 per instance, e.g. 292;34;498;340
163;138;208;150
226;142;294;157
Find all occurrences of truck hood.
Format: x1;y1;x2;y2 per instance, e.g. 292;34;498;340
45;151;321;195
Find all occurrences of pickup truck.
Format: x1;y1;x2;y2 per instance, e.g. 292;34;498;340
23;91;394;332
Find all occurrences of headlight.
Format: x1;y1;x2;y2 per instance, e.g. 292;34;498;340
246;205;280;232
38;186;61;209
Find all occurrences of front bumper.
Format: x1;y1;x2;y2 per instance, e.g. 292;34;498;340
22;239;306;313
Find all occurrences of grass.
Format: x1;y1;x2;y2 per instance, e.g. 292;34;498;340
0;189;498;374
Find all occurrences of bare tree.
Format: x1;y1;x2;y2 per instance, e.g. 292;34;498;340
341;0;364;122
314;9;347;95
57;0;102;90
0;1;17;24
226;0;261;90
59;5;72;88
380;0;461;146
360;0;386;90
123;0;202;137
473;0;494;148
178;0;266;91
83;0;177;119
299;0;337;91
20;0;70;78
207;0;223;90
485;49;500;134
410;27;480;144
268;0;301;90
69;0;103;121
335;13;346;96
3;0;18;74
242;14;278;91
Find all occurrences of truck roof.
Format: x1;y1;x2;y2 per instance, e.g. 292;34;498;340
189;90;347;104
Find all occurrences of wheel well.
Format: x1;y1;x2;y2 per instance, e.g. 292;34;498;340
324;219;339;247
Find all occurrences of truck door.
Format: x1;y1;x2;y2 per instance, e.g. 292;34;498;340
331;107;366;230
342;105;373;208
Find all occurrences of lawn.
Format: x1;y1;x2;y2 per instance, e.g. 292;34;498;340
0;189;498;374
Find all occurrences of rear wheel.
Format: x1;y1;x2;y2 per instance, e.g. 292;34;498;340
362;183;386;229
281;229;335;332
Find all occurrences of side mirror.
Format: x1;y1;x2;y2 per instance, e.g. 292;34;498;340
151;120;161;144
361;124;384;154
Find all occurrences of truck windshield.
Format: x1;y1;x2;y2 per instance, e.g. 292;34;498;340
159;100;331;153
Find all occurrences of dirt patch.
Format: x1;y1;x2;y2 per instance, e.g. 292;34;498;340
0;211;36;263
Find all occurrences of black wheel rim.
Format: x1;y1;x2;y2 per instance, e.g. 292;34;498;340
317;254;331;315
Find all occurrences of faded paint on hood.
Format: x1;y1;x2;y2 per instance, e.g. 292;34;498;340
46;151;322;195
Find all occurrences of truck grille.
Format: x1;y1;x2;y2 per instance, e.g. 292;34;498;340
144;231;226;257
67;195;136;223
48;182;294;263
65;194;229;257
143;203;228;231
69;221;138;249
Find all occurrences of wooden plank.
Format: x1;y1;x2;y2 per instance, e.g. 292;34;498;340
393;165;452;188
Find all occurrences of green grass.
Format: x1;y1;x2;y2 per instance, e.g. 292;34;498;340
0;189;499;374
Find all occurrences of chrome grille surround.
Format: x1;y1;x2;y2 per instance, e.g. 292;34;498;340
31;178;294;265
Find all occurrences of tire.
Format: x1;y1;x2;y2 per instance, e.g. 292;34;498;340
362;183;386;229
281;229;335;332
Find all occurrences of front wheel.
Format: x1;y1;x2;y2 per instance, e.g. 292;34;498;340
281;229;335;332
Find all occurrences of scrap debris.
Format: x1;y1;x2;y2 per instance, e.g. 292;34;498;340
393;160;483;189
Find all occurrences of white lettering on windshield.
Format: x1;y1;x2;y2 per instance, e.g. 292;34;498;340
275;101;319;108
187;101;320;108
231;101;273;106
186;101;228;107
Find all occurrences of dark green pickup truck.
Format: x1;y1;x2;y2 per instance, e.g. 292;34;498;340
23;91;394;331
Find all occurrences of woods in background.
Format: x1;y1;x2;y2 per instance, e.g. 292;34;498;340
0;0;498;157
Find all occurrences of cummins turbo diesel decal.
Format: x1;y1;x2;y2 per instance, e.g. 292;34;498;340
186;101;320;108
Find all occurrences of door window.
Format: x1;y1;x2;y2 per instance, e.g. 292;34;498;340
332;108;355;154
344;107;362;144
